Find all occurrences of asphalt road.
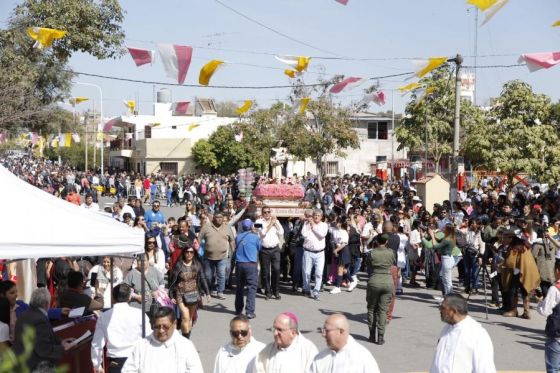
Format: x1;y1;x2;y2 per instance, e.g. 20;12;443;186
100;196;548;373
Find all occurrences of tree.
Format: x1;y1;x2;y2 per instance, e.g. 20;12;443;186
278;95;359;195
215;101;239;117
463;80;560;186
192;126;250;174
395;66;484;173
0;0;125;131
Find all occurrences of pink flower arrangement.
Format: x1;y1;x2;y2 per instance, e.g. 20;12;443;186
253;184;304;200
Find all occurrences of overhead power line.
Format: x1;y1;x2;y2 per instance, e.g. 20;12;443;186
212;0;342;57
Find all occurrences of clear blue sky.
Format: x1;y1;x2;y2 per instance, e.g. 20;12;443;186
2;0;560;118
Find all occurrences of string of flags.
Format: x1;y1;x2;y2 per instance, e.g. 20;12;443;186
467;0;509;25
26;27;66;48
235;100;253;115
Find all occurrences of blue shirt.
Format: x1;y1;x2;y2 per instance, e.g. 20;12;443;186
235;231;261;263
145;209;165;229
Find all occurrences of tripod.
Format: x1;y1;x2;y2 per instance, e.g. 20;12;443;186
467;260;490;320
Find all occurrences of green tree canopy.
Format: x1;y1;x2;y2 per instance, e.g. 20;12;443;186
463;80;560;185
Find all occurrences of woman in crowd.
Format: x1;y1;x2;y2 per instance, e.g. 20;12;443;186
144;234;166;276
168;238;210;338
94;256;123;309
366;234;395;345
429;224;456;295
502;237;541;319
408;220;422;287
330;218;352;294
463;219;484;294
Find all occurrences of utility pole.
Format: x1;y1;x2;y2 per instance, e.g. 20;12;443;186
450;54;463;203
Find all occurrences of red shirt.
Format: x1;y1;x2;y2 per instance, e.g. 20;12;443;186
143;179;151;190
66;192;81;205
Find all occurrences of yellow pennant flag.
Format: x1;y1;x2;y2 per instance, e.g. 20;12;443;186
199;60;224;86
275;55;311;72
123;100;135;114
553;20;560;27
187;123;200;132
399;82;422;94
26;27;67;48
235;100;253;115
299;98;311;114
412;57;447;78
284;69;300;78
51;138;59;148
97;132;104;141
70;96;89;106
151;122;161;127
61;133;72;147
467;0;498;11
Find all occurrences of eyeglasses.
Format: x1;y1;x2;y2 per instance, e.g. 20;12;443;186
185;250;195;255
230;330;249;338
147;241;156;244
153;205;160;208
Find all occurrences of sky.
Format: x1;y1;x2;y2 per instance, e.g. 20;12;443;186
2;0;560;118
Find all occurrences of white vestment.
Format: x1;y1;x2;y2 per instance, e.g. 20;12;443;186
310;335;380;373
430;316;496;373
214;337;266;373
251;334;318;373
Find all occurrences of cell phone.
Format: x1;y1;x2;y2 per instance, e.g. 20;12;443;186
254;223;263;229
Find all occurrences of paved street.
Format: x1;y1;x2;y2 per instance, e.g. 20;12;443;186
101;196;547;372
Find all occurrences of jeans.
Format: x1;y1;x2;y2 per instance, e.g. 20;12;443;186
259;247;281;295
440;255;454;295
546;337;560;373
303;250;325;296
204;257;228;294
349;255;363;278
463;251;480;290
235;262;258;315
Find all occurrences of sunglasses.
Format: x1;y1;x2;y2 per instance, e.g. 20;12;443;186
185;250;195;254
147;241;156;244
263;210;271;213
230;330;249;338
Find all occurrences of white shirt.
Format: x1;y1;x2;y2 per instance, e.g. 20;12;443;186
430;316;496;373
538;282;560;340
331;228;349;247
310;335;380;373
0;321;9;343
256;218;284;248
122;204;136;219
122;330;203;373
91;303;151;369
252;333;318;373
301;221;329;252
214;337;265;373
81;202;100;211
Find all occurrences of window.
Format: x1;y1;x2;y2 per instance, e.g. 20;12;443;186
160;162;178;175
144;126;152;139
324;161;338;175
367;121;389;140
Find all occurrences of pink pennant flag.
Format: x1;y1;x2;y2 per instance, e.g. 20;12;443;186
172;101;190;114
103;117;119;133
360;91;386;107
31;133;39;145
157;44;193;85
126;47;154;67
0;132;5;144
519;52;560;72
335;0;349;4
330;77;364;94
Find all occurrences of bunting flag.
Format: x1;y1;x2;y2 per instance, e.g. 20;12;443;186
125;133;133;140
30;133;38;146
199;60;224;86
360;91;386;106
127;47;155;67
519;52;560;72
467;0;509;25
553;20;560;27
284;69;301;79
71;133;80;143
399;82;422;94
330;77;365;94
187;123;200;132
335;0;349;4
235;132;243;142
172;101;190;114
69;96;89;106
103;118;118;132
275;55;311;72
26;27;67;49
411;57;447;78
298;97;311;114
157;44;193;84
59;133;72;147
97;132;105;141
51;137;59;148
413;85;436;104
123;100;136;114
150;122;161;127
235;100;253;115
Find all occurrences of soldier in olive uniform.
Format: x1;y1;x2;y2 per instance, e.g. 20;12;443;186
366;234;396;345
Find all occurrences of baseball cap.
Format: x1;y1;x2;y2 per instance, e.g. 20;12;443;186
241;219;253;231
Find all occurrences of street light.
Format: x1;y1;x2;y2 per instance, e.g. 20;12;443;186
76;82;103;172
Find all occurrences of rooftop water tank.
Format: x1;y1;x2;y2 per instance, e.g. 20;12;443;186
157;88;171;103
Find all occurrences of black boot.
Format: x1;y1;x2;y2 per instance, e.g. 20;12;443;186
377;333;385;345
368;327;376;343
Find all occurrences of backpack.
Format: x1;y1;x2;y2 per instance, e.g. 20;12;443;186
546;284;560;338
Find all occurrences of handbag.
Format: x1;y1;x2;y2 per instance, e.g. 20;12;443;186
182;291;199;305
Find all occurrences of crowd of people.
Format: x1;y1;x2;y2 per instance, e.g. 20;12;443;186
3;154;560;372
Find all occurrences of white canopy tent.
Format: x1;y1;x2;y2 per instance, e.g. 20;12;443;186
0;164;144;301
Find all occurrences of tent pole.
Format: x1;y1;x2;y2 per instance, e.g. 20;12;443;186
110;257;114;308
140;254;146;338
